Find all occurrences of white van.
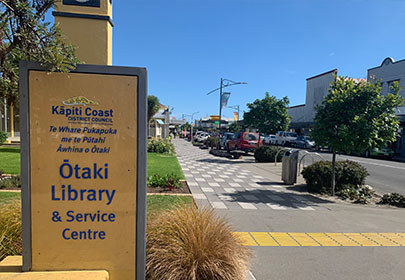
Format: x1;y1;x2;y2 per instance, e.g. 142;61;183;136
275;131;298;146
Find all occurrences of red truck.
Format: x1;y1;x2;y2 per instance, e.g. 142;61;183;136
226;132;263;153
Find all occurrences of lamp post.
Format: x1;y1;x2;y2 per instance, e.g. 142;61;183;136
184;111;199;139
206;78;247;132
228;105;240;121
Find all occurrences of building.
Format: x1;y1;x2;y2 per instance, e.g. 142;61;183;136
195;117;235;130
149;104;170;138
288;69;337;135
367;57;405;156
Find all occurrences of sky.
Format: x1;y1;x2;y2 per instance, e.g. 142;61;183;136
53;0;405;122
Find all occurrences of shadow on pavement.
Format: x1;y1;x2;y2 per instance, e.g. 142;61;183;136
196;158;253;164
226;188;334;207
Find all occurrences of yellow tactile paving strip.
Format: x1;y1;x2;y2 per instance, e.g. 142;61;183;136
234;232;405;247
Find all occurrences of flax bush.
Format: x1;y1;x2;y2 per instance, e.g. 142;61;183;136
146;205;251;280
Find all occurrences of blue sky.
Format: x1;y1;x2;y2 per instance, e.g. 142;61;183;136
55;0;405;121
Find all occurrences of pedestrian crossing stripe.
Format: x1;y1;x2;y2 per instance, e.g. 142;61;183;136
233;232;405;247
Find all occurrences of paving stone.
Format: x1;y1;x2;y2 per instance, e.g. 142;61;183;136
193;193;207;200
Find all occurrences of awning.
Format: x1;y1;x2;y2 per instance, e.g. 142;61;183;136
156;119;164;125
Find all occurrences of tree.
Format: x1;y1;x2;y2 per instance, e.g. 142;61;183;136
243;92;290;134
147;95;160;123
0;0;79;134
311;76;404;195
228;122;242;133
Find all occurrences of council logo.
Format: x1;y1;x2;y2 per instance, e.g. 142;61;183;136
62;96;99;106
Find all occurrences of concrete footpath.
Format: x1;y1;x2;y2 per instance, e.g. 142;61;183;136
173;139;405;280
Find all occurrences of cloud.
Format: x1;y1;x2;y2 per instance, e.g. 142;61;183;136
329;52;335;57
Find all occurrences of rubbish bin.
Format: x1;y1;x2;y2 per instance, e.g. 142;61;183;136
281;150;299;184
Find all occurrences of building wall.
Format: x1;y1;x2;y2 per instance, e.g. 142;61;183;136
304;70;336;122
288;70;337;130
368;57;405;156
288;105;305;124
368;57;405;115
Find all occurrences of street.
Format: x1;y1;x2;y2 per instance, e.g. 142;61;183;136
173;139;405;280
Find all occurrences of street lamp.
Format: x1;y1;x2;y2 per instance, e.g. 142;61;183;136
206;78;247;132
228;105;240;121
184;111;199;138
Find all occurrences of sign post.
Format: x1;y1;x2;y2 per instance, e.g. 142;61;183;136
19;62;147;280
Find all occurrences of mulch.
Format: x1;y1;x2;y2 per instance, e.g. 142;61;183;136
147;180;191;194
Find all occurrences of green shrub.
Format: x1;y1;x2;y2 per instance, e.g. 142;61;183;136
148;173;181;189
338;185;374;204
146;205;251;280
148;138;175;154
0;131;8;145
0;175;21;189
254;146;284;162
0;201;22;261
301;160;369;195
380;193;405;208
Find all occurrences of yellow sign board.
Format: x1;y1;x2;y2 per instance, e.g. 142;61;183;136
20;63;147;280
210;115;220;121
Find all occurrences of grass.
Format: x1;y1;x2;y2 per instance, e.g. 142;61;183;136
0;192;20;205
147;152;184;179
0;146;20;175
147;195;193;218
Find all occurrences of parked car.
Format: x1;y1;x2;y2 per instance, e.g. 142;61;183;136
351;146;395;159
192;131;204;142
295;136;315;149
275;131;298;146
219;133;234;149
263;134;276;145
196;132;209;143
367;147;395;159
226;132;263;153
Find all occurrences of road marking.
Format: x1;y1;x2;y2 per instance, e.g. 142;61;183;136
234;232;405;246
307;233;341;246
270;232;300;246
289;232;320;246
233;232;258;246
250;232;279;246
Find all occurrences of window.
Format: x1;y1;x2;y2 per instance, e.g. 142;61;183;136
387;80;400;94
243;133;258;141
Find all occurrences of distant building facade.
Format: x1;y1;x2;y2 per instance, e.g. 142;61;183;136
288;57;405;156
368;57;405;156
288;69;337;134
149;104;170;138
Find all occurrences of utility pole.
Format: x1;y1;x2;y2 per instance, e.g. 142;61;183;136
206;78;247;134
228;105;240;120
